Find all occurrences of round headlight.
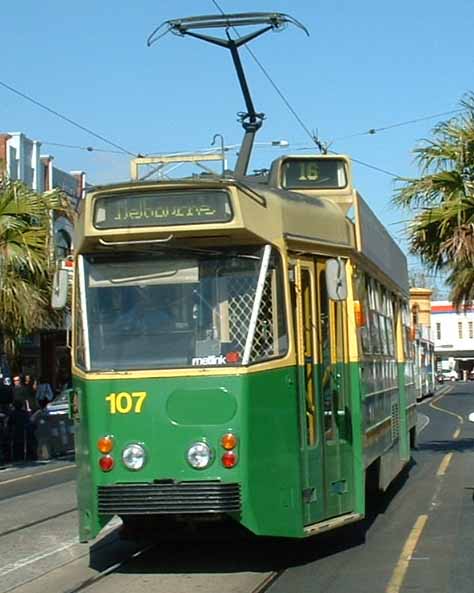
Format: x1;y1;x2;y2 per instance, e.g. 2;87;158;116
122;443;146;471
187;441;213;469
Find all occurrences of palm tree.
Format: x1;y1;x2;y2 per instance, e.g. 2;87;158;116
0;180;73;368
394;92;474;307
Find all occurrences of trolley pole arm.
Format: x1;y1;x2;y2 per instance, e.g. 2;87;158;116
148;13;309;176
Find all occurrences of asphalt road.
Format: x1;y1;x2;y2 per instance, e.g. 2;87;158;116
267;381;474;593
2;385;474;593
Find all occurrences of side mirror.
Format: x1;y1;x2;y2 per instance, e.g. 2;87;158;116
468;412;474;423
326;258;347;301
51;269;68;310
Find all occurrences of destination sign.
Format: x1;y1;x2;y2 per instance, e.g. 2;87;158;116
93;190;233;229
281;158;348;190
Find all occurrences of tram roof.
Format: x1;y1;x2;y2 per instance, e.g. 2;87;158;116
76;153;408;294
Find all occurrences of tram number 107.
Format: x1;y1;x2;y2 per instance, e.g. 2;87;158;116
105;392;147;414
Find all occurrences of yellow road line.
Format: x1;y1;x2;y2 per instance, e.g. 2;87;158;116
386;515;428;593
436;453;453;477
429;392;464;424
453;427;461;440
0;464;75;486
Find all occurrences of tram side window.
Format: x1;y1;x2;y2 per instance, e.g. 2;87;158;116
353;270;371;355
402;302;415;383
367;279;382;354
75;273;86;369
354;273;398;393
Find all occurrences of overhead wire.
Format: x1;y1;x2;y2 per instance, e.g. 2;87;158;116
0;78;140;157
41;141;127;155
332;108;465;141
209;0;465;180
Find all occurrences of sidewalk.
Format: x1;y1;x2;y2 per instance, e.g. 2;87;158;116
0;452;75;474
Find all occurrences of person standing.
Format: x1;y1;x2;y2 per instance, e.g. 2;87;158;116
36;377;54;406
12;376;33;412
23;375;37;412
7;400;29;462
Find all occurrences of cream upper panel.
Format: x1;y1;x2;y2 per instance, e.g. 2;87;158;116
75;178;356;253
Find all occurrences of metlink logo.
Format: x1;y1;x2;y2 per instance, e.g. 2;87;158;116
191;355;227;366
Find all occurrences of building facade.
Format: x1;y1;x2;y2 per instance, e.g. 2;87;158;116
431;301;474;376
0;131;86;389
410;287;435;399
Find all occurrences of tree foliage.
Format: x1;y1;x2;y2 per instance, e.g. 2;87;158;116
394;92;474;307
0;180;73;364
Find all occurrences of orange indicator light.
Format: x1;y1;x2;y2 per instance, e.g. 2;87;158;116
97;436;114;454
221;433;238;450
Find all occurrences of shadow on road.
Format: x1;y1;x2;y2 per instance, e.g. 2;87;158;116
417;438;474;453
87;462;416;575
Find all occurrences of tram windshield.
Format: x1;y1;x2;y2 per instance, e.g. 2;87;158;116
75;245;288;370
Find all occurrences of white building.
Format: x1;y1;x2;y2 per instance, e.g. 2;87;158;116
0;131;87;258
0;131;86;387
431;301;474;373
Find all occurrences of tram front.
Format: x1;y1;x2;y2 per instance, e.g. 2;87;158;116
69;181;301;541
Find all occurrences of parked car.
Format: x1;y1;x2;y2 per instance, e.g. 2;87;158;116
47;389;70;415
441;369;459;382
436;373;445;384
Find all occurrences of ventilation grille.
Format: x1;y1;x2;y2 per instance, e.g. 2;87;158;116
97;481;241;515
391;402;400;441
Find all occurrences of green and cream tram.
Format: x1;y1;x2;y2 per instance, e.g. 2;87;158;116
61;154;416;542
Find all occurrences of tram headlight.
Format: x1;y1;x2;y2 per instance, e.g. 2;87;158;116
121;443;146;471
187;441;213;469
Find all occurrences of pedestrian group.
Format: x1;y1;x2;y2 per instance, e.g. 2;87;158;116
0;374;54;465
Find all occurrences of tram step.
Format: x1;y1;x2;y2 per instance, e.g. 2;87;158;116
303;512;363;536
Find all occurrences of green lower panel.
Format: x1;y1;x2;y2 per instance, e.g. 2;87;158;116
73;366;304;541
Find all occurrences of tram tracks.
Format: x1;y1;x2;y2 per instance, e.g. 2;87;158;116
0;507;77;539
3;534;284;593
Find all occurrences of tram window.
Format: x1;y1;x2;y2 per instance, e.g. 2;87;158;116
75;273;86;369
75;247;288;370
379;314;389;355
385;317;395;357
369;310;382;354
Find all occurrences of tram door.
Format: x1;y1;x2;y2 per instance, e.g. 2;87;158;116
316;260;354;518
295;259;325;525
296;258;354;525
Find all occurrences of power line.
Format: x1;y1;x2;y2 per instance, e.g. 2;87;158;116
42;141;127;155
0;78;140;157
333;152;401;178
207;2;402;177
332;108;465;142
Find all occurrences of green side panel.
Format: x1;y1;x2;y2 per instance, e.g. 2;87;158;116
348;361;365;517
73;366;304;541
398;362;410;462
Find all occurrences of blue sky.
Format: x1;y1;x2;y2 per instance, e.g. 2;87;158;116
2;0;473;276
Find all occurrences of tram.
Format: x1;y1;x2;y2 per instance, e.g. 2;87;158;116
53;13;416;542
414;332;435;401
60;152;415;542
